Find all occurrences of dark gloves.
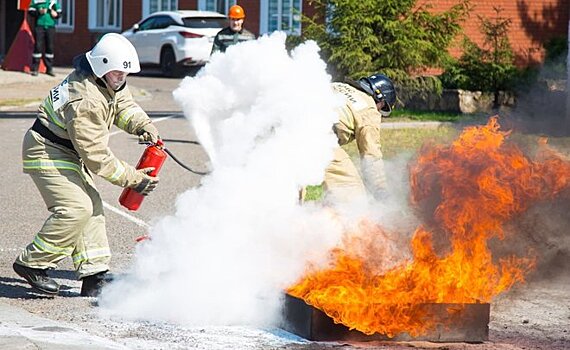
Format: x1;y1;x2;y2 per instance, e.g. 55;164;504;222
138;123;160;144
132;167;159;196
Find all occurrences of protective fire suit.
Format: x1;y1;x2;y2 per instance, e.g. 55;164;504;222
17;56;155;278
324;82;387;202
211;26;256;54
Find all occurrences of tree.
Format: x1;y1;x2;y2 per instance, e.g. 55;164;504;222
296;0;471;86
441;6;518;108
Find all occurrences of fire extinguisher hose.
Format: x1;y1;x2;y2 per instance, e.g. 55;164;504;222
138;141;209;175
162;147;210;176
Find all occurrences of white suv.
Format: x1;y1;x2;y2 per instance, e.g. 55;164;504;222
122;10;227;77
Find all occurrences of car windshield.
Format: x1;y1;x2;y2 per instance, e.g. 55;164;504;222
182;17;226;29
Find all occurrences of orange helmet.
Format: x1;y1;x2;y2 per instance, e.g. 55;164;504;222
228;4;245;19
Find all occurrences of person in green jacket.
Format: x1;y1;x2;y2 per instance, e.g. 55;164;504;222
28;0;62;76
211;4;256;54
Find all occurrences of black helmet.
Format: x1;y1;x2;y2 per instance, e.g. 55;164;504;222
358;73;396;117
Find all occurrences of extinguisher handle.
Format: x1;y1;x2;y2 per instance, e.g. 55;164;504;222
139;139;164;148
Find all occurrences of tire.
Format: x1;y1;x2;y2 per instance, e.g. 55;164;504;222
160;47;180;77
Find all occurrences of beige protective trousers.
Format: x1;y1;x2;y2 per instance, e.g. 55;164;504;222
16;168;111;279
323;147;367;202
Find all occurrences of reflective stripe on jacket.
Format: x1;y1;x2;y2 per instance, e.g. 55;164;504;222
23;70;153;188
211;27;256;54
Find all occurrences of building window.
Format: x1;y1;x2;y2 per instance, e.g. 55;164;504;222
142;0;178;18
57;0;75;31
198;0;235;14
88;0;122;31
261;0;301;35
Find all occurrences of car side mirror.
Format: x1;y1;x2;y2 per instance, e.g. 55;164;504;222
132;23;140;32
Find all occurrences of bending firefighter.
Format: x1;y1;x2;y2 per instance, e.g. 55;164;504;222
13;33;160;297
323;74;396;203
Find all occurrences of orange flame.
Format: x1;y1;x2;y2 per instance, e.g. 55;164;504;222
288;117;570;337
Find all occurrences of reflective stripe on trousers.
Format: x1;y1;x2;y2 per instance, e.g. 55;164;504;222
16;168;111;279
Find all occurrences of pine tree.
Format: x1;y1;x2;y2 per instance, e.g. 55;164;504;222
298;0;471;84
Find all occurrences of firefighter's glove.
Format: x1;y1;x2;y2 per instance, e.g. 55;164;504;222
138;124;160;144
361;155;389;201
133;167;159;196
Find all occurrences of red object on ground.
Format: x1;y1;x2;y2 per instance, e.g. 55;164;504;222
135;234;150;243
2;11;46;74
119;141;168;211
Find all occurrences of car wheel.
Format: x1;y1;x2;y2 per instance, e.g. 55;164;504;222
160;47;180;77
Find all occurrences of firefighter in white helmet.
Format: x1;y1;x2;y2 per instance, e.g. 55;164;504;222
319;74;396;203
13;33;160;297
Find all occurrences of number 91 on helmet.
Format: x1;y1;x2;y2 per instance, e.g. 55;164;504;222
86;33;141;78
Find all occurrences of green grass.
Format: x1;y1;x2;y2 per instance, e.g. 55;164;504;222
389;108;468;122
305;124;460;201
304;185;324;201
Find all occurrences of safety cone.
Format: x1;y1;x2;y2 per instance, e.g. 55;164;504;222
2;10;46;74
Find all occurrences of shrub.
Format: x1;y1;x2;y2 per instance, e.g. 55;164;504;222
441;6;521;107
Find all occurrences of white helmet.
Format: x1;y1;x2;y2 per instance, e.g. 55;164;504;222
86;33;141;78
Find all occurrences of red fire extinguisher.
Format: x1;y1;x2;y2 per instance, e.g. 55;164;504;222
119;140;168;211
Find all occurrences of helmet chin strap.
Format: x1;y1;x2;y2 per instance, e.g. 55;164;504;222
379;107;392;117
379;100;392;117
110;79;127;91
97;76;127;92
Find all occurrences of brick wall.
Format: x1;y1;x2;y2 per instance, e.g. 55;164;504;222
241;1;261;35
56;1;144;65
428;0;570;67
179;0;198;10
55;1;93;65
123;1;143;29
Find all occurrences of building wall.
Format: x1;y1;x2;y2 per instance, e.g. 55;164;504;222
56;1;92;65
428;0;570;66
56;1;145;65
241;1;261;35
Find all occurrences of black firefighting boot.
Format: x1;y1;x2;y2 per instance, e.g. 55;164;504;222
13;262;60;295
30;57;40;76
80;271;113;297
44;56;55;76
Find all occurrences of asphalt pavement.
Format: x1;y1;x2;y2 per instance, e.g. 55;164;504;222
0;66;186;114
0;66;208;348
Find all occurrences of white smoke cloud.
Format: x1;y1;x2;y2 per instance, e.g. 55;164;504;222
99;32;346;326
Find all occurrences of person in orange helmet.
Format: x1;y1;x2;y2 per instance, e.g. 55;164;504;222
211;4;256;54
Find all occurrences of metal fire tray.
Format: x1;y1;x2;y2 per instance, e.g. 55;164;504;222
281;294;489;343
